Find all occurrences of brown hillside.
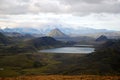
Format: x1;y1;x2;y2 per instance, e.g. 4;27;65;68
0;75;120;80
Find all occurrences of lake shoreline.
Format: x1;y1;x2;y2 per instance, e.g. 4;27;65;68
39;45;95;54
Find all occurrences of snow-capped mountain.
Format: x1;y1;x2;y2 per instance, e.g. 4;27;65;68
38;23;112;35
1;23;119;39
3;27;40;34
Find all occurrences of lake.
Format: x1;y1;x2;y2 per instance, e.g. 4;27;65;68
39;45;95;54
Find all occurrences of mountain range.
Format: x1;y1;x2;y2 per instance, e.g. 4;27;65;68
3;27;40;34
1;24;112;34
38;24;113;34
1;24;120;39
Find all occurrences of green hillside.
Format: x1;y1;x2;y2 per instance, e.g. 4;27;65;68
26;36;63;49
0;32;120;77
0;34;68;55
62;39;120;75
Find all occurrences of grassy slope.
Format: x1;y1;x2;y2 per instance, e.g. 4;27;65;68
0;32;120;77
62;40;120;75
0;53;85;77
0;40;120;77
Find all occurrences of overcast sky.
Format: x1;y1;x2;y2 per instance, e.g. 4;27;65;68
0;0;120;30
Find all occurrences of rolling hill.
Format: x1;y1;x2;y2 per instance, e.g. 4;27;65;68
26;36;62;49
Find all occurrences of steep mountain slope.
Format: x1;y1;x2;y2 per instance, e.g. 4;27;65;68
47;28;68;38
0;32;9;45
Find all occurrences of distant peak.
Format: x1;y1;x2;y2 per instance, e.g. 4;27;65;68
96;35;108;42
47;28;68;38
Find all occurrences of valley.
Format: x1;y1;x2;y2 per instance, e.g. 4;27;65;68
0;0;120;79
0;28;120;79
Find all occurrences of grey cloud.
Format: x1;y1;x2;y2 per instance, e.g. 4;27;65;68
20;0;30;2
0;0;30;14
60;0;104;4
35;3;62;13
0;0;120;15
0;5;29;14
82;0;104;3
60;0;120;15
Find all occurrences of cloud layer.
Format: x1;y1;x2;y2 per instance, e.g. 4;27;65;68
0;0;120;15
0;0;120;30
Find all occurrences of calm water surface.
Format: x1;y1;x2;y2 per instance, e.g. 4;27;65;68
39;45;95;54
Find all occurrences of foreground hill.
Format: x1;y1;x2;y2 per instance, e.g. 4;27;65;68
62;39;120;75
